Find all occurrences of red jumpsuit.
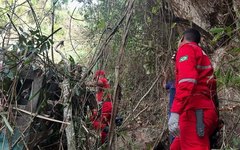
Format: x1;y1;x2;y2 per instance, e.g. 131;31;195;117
170;42;218;150
91;101;112;143
92;70;112;143
96;77;110;102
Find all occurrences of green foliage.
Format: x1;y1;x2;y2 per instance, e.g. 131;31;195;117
69;55;75;65
17;28;53;56
231;47;240;52
0;0;239;149
1;27;53;82
232;137;240;148
97;19;106;30
151;6;159;15
215;59;240;88
209;27;225;34
209;26;233;45
203;24;240;150
0;113;14;134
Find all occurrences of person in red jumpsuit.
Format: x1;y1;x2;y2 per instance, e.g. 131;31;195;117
94;70;110;104
90;70;112;143
168;28;218;150
91;97;112;143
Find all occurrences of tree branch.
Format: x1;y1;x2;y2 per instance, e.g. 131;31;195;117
107;0;135;149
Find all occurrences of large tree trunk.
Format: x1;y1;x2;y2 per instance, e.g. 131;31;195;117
169;0;238;64
170;0;213;30
170;0;236;29
56;46;77;150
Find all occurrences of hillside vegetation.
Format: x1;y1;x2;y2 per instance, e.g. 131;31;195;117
0;0;239;149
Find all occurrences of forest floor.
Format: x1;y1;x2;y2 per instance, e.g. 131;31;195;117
115;87;240;149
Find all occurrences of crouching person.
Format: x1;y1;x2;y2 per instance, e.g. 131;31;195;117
91;95;112;144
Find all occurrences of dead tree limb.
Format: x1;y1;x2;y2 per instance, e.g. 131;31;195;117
55;45;77;150
107;0;135;149
122;75;160;126
1;105;70;125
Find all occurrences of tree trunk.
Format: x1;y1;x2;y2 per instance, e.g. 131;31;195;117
55;39;77;150
108;0;134;149
233;0;240;28
61;79;76;150
170;0;213;30
170;0;237;31
169;0;238;55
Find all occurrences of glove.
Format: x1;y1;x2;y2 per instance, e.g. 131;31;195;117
168;112;180;137
171;51;177;62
